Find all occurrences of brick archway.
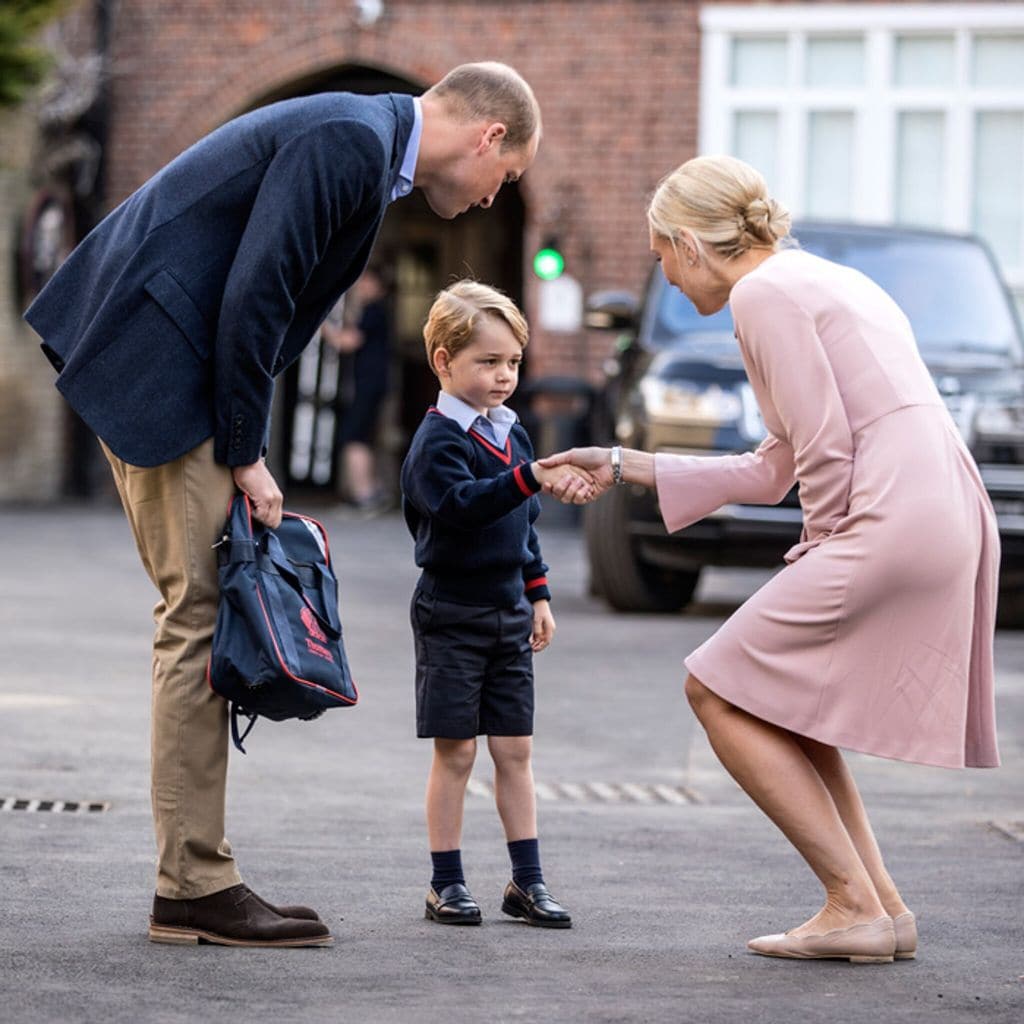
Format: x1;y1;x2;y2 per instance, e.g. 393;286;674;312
156;32;540;218
159;29;457;167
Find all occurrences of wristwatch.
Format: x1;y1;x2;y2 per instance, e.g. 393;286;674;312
610;445;624;485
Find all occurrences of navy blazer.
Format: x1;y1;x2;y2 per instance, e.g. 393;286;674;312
25;92;416;467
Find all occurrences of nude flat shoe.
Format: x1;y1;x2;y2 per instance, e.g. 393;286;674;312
893;911;917;960
747;915;896;964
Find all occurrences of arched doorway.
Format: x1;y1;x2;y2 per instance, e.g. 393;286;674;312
251;65;526;498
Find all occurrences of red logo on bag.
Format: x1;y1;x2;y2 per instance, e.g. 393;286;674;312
305;638;335;663
300;606;327;643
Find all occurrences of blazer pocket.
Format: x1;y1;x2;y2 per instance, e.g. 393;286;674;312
144;269;210;360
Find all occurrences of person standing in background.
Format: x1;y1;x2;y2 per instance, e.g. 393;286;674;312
322;266;393;512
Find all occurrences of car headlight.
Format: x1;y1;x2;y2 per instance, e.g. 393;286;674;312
638;378;743;425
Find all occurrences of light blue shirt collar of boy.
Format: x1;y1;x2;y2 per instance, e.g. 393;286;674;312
436;391;519;448
390;96;422;202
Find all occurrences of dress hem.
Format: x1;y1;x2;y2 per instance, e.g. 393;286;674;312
682;653;998;770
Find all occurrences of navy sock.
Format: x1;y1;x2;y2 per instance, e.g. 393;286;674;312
508;837;544;889
430;849;465;892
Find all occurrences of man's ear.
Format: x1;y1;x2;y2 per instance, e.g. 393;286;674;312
479;122;507;152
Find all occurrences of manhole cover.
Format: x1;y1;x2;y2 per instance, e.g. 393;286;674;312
467;779;701;805
0;797;110;813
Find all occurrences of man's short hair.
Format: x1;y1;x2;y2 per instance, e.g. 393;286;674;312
426;62;541;150
423;279;529;378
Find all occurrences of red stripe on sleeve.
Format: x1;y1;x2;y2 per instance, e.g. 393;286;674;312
525;576;548;591
513;464;534;497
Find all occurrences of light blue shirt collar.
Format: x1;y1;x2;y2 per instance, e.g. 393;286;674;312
390;96;422;203
436;391;518;448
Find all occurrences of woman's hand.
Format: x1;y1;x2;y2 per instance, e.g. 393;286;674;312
531;461;596;504
538;447;614;502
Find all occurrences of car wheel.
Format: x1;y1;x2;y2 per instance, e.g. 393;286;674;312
584;485;700;612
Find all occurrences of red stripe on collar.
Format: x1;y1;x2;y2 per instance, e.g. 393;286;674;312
469;429;512;465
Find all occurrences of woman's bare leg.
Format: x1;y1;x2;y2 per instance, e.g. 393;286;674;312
685;674;886;935
794;735;910;918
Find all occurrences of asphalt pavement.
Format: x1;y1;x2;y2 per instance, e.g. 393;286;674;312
1;500;1022;1024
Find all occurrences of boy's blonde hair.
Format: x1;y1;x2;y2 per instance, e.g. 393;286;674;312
423;280;529;378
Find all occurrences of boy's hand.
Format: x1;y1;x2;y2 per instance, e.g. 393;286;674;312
531;461;596;504
529;599;555;652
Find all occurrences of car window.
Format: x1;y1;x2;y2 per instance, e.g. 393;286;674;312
652;228;1022;360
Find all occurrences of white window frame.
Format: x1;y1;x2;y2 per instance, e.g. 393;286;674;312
700;4;1024;299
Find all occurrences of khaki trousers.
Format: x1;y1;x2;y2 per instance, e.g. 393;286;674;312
102;438;241;899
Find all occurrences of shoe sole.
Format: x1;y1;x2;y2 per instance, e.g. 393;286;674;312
500;901;572;929
423;908;481;925
749;949;893;964
148;923;333;947
895;951;917;960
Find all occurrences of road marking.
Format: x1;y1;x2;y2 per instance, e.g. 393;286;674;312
1;798;110;813
464;779;700;805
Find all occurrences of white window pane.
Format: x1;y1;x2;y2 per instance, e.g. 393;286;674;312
806;36;864;87
733;111;779;190
973;112;1024;269
973;35;1024;88
895;112;946;228
731;37;787;87
805;112;855;218
894;35;955;87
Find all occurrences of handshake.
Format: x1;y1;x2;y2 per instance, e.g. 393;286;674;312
529;447;616;505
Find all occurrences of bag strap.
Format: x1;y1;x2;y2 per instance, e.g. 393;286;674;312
231;705;259;754
262;533;342;638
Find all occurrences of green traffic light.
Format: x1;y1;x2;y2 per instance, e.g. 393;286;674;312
533;247;565;280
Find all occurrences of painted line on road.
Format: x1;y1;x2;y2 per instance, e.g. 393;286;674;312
465;779;701;805
1;797;110;813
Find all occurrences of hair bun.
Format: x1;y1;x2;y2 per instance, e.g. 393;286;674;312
744;196;790;244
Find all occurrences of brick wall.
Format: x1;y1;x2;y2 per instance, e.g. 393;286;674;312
98;0;703;378
0;105;65;501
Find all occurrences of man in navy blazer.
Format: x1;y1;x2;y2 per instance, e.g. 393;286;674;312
24;61;540;948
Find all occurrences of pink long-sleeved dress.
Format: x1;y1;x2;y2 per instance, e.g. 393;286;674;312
655;248;1000;768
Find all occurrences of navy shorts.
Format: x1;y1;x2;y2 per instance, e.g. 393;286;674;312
411;587;535;739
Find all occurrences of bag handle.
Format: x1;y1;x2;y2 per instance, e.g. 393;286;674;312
230;494;342;639
262;532;343;639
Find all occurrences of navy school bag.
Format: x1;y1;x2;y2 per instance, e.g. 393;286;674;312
208;494;358;752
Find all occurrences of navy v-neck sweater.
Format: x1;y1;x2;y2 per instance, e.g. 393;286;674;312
400;408;551;608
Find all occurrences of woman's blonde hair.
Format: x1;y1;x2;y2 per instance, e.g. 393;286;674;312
423;280;529;378
425;61;541;150
647;155;792;261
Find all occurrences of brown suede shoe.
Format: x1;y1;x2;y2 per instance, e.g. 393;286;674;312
149;883;333;946
244;885;323;922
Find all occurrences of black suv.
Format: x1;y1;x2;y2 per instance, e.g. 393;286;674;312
585;222;1024;625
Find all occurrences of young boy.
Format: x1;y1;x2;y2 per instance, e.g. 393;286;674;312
401;280;591;928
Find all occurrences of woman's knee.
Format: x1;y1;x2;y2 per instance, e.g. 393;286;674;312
684;674;718;718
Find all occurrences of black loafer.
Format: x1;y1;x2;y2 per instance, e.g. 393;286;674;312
501;880;572;929
425;883;482;925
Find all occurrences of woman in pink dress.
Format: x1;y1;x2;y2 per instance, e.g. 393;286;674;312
543;155;1000;964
